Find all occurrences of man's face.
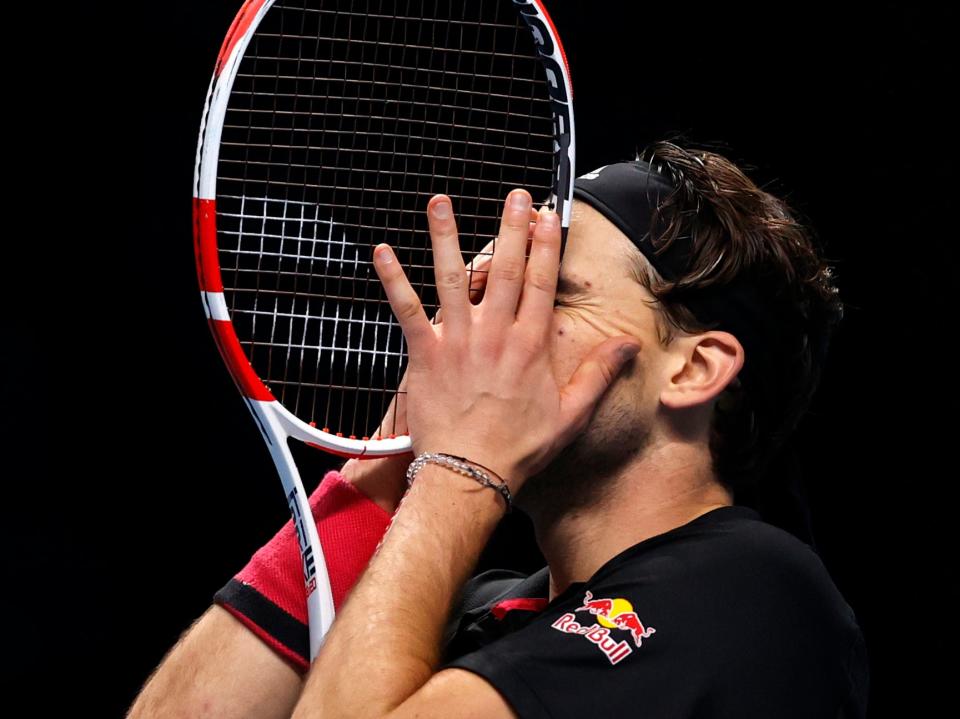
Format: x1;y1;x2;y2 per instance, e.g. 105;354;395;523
513;199;669;524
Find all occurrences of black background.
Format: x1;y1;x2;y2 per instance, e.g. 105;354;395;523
8;1;954;715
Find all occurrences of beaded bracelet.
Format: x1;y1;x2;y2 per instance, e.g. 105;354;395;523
405;452;512;514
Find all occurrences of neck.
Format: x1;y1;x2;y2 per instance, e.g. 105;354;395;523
530;442;733;603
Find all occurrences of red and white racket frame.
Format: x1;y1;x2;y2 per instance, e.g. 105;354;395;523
192;0;575;661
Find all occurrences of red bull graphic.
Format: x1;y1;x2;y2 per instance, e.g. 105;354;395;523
551;590;656;665
611;611;656;647
574;590;615;617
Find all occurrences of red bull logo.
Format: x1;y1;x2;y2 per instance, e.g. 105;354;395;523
550;590;656;665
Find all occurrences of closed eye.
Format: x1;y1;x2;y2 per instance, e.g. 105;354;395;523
554;275;591;309
555;275;588;300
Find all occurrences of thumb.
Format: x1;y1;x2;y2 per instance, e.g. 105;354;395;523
559;337;641;431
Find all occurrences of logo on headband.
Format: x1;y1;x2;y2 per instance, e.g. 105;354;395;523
578;165;608;181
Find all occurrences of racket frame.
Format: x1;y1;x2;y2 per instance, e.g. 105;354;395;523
193;0;575;661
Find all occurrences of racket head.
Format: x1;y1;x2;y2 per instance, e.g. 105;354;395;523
194;0;575;457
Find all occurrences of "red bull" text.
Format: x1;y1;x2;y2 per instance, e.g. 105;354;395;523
552;590;657;665
551;613;634;665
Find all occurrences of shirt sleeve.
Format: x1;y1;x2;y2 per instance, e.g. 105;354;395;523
214;469;393;672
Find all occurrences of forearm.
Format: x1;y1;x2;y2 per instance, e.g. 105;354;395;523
131;463;402;719
292;463;504;719
127;605;303;719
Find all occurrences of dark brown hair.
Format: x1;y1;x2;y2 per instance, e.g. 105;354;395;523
628;140;843;494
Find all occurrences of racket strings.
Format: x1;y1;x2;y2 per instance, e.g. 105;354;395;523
222;116;555;141
216;0;556;439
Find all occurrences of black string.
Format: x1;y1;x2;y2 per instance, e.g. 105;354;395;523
215;0;558;440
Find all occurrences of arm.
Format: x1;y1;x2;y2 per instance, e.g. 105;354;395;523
128;426;411;718
127;240;499;719
127;604;302;719
290;194;638;718
292;463;517;719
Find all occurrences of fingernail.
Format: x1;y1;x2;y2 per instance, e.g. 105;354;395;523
620;343;641;359
510;190;531;210
432;200;452;219
376;245;394;264
540;210;559;229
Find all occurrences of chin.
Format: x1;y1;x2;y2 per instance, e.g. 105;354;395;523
515;387;652;526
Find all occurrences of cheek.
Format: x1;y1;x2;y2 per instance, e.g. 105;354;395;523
550;310;654;409
549;312;602;386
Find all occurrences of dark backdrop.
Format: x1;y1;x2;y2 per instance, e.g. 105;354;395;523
10;1;953;715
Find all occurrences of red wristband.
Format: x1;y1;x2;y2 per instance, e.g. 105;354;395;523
216;469;394;671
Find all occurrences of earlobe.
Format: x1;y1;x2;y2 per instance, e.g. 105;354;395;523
659;332;744;410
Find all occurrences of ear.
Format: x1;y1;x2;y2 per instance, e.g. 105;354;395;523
659;331;744;410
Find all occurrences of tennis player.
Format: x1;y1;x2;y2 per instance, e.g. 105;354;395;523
129;142;868;718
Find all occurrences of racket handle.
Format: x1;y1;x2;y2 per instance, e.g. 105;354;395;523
248;400;336;659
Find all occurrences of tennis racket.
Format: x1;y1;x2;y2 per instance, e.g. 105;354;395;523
193;0;575;660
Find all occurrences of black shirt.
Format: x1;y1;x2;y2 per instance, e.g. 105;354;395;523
440;505;868;718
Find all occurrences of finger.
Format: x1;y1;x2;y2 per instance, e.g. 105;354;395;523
460;217;538;309
375;370;408;437
527;205;541;244
373;243;435;356
559;338;642;436
516;207;561;337
379;368;410;436
432;220;494;325
465;238;496;304
426;195;470;331
484;188;533;324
